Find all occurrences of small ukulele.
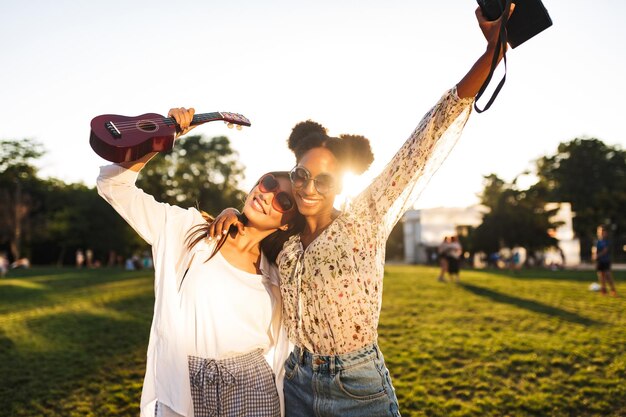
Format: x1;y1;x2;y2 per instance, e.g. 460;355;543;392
90;111;251;163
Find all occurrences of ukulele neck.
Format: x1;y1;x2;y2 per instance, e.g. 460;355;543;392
163;112;224;127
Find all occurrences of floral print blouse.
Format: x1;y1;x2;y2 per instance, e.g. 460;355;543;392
277;87;474;355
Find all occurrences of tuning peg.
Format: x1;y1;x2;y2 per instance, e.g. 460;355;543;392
227;123;234;129
236;125;243;131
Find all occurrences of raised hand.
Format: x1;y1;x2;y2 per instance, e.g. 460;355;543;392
456;3;516;99
476;3;516;54
168;107;196;138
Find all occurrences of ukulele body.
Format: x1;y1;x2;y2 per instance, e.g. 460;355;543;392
90;113;177;163
90;111;250;163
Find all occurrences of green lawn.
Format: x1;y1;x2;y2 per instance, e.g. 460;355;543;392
1;266;625;416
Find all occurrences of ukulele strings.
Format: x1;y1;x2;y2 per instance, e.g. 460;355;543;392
109;116;217;128
109;117;236;132
107;115;241;131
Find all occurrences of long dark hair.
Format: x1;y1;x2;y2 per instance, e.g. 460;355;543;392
184;171;304;264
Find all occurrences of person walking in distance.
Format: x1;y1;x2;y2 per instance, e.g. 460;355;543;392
437;236;451;282
446;235;463;283
593;225;618;297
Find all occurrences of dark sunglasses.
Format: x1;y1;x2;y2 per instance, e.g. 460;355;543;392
257;174;296;213
289;166;336;195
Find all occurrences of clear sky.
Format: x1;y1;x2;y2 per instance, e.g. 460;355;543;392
1;0;625;209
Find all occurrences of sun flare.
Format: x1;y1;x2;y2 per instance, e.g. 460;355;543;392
335;172;374;210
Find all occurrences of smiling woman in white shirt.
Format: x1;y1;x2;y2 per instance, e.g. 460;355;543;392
96;107;303;417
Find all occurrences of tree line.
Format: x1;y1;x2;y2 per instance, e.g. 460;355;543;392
1;136;624;266
460;138;626;263
0;135;245;266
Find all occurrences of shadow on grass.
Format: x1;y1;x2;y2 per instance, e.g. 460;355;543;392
0;291;153;416
476;267;626;283
0;282;49;308
0;268;151;315
0;327;15;355
458;283;602;326
5;266;148;286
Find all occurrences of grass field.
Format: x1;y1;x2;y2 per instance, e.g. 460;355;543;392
1;266;625;417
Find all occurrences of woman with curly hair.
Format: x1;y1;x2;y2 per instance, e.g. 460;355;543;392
213;6;515;416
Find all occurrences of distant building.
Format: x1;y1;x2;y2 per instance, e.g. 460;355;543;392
402;203;580;267
402;205;483;264
543;203;581;268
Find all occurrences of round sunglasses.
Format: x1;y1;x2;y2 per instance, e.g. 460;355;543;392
289;166;336;195
257;174;296;213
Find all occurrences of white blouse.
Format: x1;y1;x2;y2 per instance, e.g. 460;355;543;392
180;250;273;358
97;164;289;417
277;87;474;355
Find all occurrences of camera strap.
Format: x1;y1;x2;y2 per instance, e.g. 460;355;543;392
474;0;512;113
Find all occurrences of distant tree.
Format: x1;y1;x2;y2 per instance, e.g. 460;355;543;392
535;138;626;260
0;138;147;265
34;180;144;265
137;135;246;216
471;174;560;262
456;225;476;263
385;221;404;261
0;138;45;260
0;138;45;174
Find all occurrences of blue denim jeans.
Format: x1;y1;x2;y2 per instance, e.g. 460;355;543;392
283;344;401;417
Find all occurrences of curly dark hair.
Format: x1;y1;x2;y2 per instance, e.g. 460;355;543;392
287;120;374;174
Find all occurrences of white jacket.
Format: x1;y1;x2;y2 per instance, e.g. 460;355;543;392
97;164;289;417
